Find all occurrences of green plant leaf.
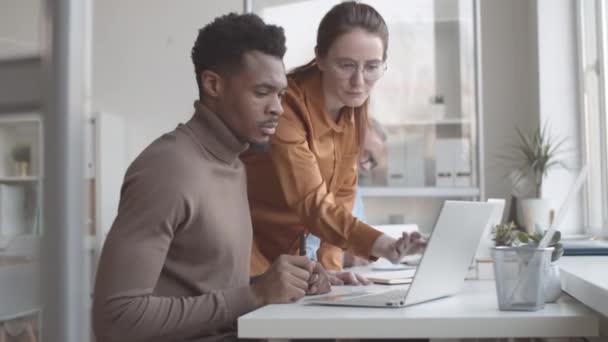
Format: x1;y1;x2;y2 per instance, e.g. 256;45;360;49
517;231;529;243
550;230;561;245
500;123;567;194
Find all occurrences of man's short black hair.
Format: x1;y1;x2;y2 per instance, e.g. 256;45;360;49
191;13;286;98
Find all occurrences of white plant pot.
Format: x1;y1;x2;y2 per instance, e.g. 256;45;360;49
543;262;562;303
518;198;553;233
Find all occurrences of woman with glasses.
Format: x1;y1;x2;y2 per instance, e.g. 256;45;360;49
242;1;425;284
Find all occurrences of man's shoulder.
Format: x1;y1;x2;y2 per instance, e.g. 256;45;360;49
127;130;208;186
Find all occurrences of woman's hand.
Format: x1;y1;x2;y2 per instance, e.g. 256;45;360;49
371;232;427;264
328;271;371;285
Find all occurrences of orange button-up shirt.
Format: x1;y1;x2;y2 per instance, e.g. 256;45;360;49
242;67;382;275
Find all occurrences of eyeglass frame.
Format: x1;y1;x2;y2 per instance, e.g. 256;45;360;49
328;59;387;81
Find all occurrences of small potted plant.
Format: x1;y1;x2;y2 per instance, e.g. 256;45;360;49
515;226;563;303
491;222;562;311
498;123;568;233
11;144;31;177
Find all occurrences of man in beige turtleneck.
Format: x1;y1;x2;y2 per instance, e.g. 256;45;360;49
93;13;329;342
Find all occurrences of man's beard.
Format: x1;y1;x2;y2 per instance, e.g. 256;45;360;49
249;142;270;153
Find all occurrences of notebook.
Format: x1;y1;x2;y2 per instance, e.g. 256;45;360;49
362;269;416;285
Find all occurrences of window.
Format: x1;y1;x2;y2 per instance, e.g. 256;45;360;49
578;0;608;237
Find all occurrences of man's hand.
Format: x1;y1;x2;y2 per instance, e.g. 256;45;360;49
343;251;370;268
306;262;331;295
250;255;314;306
371;232;427;264
328;271;371;285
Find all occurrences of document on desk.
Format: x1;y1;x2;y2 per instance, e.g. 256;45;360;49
361;269;416;285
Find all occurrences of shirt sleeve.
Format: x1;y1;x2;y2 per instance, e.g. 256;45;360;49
251;238;272;276
317;164;357;271
269;91;382;260
93;161;257;342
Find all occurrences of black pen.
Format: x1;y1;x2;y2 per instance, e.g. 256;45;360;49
299;232;307;256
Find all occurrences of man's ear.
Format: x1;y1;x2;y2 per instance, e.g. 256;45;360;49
200;70;223;98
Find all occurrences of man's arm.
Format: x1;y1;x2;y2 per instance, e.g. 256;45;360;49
93;164;258;342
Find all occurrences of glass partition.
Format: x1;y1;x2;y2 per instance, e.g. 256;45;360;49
254;0;480;199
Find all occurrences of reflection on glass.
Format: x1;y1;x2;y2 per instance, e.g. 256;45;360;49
257;0;478;191
580;0;606;234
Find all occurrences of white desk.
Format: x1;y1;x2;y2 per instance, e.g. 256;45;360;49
560;256;608;320
238;280;599;339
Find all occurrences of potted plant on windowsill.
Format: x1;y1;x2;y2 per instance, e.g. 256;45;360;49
499;124;568;233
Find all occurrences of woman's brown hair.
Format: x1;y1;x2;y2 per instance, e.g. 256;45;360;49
289;1;389;149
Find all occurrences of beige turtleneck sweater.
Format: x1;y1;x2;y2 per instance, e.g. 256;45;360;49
93;101;258;342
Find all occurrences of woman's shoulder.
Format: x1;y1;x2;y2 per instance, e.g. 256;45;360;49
285;74;307;102
287;65;319;95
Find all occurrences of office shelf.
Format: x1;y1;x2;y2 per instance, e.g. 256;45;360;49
0;177;39;184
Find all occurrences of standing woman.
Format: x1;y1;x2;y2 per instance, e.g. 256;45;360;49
243;1;424;280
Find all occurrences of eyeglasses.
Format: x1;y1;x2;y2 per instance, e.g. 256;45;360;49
330;61;387;81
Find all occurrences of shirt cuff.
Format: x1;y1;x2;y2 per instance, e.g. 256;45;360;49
221;286;259;322
349;222;383;261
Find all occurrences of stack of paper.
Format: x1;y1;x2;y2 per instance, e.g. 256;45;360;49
361;269;417;285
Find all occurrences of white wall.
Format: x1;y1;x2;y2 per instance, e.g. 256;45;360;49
480;0;583;234
92;0;242;162
0;58;41;112
480;0;540;201
0;0;42;112
0;0;41;60
536;0;583;234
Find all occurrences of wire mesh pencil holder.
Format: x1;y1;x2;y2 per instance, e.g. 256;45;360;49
492;246;554;311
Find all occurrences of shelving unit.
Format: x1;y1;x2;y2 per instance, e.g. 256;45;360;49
0;114;43;237
0;176;39;184
359;0;481;202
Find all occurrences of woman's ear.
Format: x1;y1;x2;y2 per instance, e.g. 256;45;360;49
315;47;327;72
200;70;223;98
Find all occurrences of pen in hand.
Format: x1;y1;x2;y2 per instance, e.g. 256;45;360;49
299;232;326;294
299;232;307;256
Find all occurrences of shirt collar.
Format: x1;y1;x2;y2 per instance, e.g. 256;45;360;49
185;100;250;165
297;66;355;135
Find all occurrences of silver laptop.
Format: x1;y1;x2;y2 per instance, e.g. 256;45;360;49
305;200;504;308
